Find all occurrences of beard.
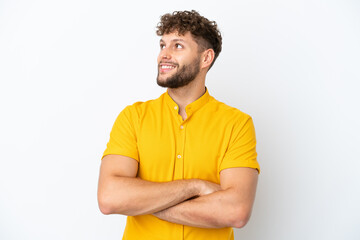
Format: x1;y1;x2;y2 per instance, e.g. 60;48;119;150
157;57;201;89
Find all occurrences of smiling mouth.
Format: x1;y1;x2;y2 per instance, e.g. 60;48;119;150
161;65;176;69
159;63;177;72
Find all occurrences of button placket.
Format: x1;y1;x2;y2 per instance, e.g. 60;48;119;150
174;121;186;180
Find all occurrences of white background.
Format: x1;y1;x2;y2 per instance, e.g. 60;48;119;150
1;0;359;239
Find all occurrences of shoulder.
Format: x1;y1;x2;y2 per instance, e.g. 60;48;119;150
207;96;253;124
118;93;166;118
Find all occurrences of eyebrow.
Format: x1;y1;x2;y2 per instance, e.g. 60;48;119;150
160;39;186;43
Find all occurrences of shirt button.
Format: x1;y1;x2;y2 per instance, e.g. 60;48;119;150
180;125;184;129
177;155;182;159
174;106;178;110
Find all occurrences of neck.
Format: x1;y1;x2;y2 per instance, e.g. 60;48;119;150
167;76;206;120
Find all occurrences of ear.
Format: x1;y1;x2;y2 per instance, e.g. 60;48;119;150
201;49;215;70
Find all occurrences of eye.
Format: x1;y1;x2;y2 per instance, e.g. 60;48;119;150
175;43;183;49
160;44;165;49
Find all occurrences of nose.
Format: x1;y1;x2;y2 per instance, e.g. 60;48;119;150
159;48;171;60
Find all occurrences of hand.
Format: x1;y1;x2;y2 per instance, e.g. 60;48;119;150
197;180;221;196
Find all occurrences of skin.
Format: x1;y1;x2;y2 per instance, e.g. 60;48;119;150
98;155;221;216
157;33;201;89
153;168;258;228
97;31;259;228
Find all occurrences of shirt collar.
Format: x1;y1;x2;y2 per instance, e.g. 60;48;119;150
164;88;211;116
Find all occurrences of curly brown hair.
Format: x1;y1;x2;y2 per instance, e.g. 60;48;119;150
156;10;222;70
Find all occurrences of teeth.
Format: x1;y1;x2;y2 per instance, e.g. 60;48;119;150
161;65;175;69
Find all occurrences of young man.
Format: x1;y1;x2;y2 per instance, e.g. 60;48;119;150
98;10;260;240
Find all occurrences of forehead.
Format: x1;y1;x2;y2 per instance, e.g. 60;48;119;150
160;31;197;44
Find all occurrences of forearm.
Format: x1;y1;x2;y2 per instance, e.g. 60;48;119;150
153;188;251;229
98;176;200;216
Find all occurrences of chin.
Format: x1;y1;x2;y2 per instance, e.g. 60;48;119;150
157;73;172;85
156;77;168;88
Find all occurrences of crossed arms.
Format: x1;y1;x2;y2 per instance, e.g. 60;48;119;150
97;154;258;229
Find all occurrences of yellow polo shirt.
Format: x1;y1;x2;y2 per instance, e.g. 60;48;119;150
103;89;260;240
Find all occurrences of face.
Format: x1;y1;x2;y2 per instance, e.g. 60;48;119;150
157;31;202;88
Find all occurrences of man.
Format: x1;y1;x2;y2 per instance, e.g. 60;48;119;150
98;10;260;240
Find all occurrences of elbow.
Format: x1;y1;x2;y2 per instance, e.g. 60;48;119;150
98;203;114;215
99;206;113;215
228;207;251;229
98;194;116;215
98;191;134;215
98;191;126;215
232;218;249;229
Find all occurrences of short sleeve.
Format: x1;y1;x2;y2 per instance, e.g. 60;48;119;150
219;116;260;173
102;105;139;161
